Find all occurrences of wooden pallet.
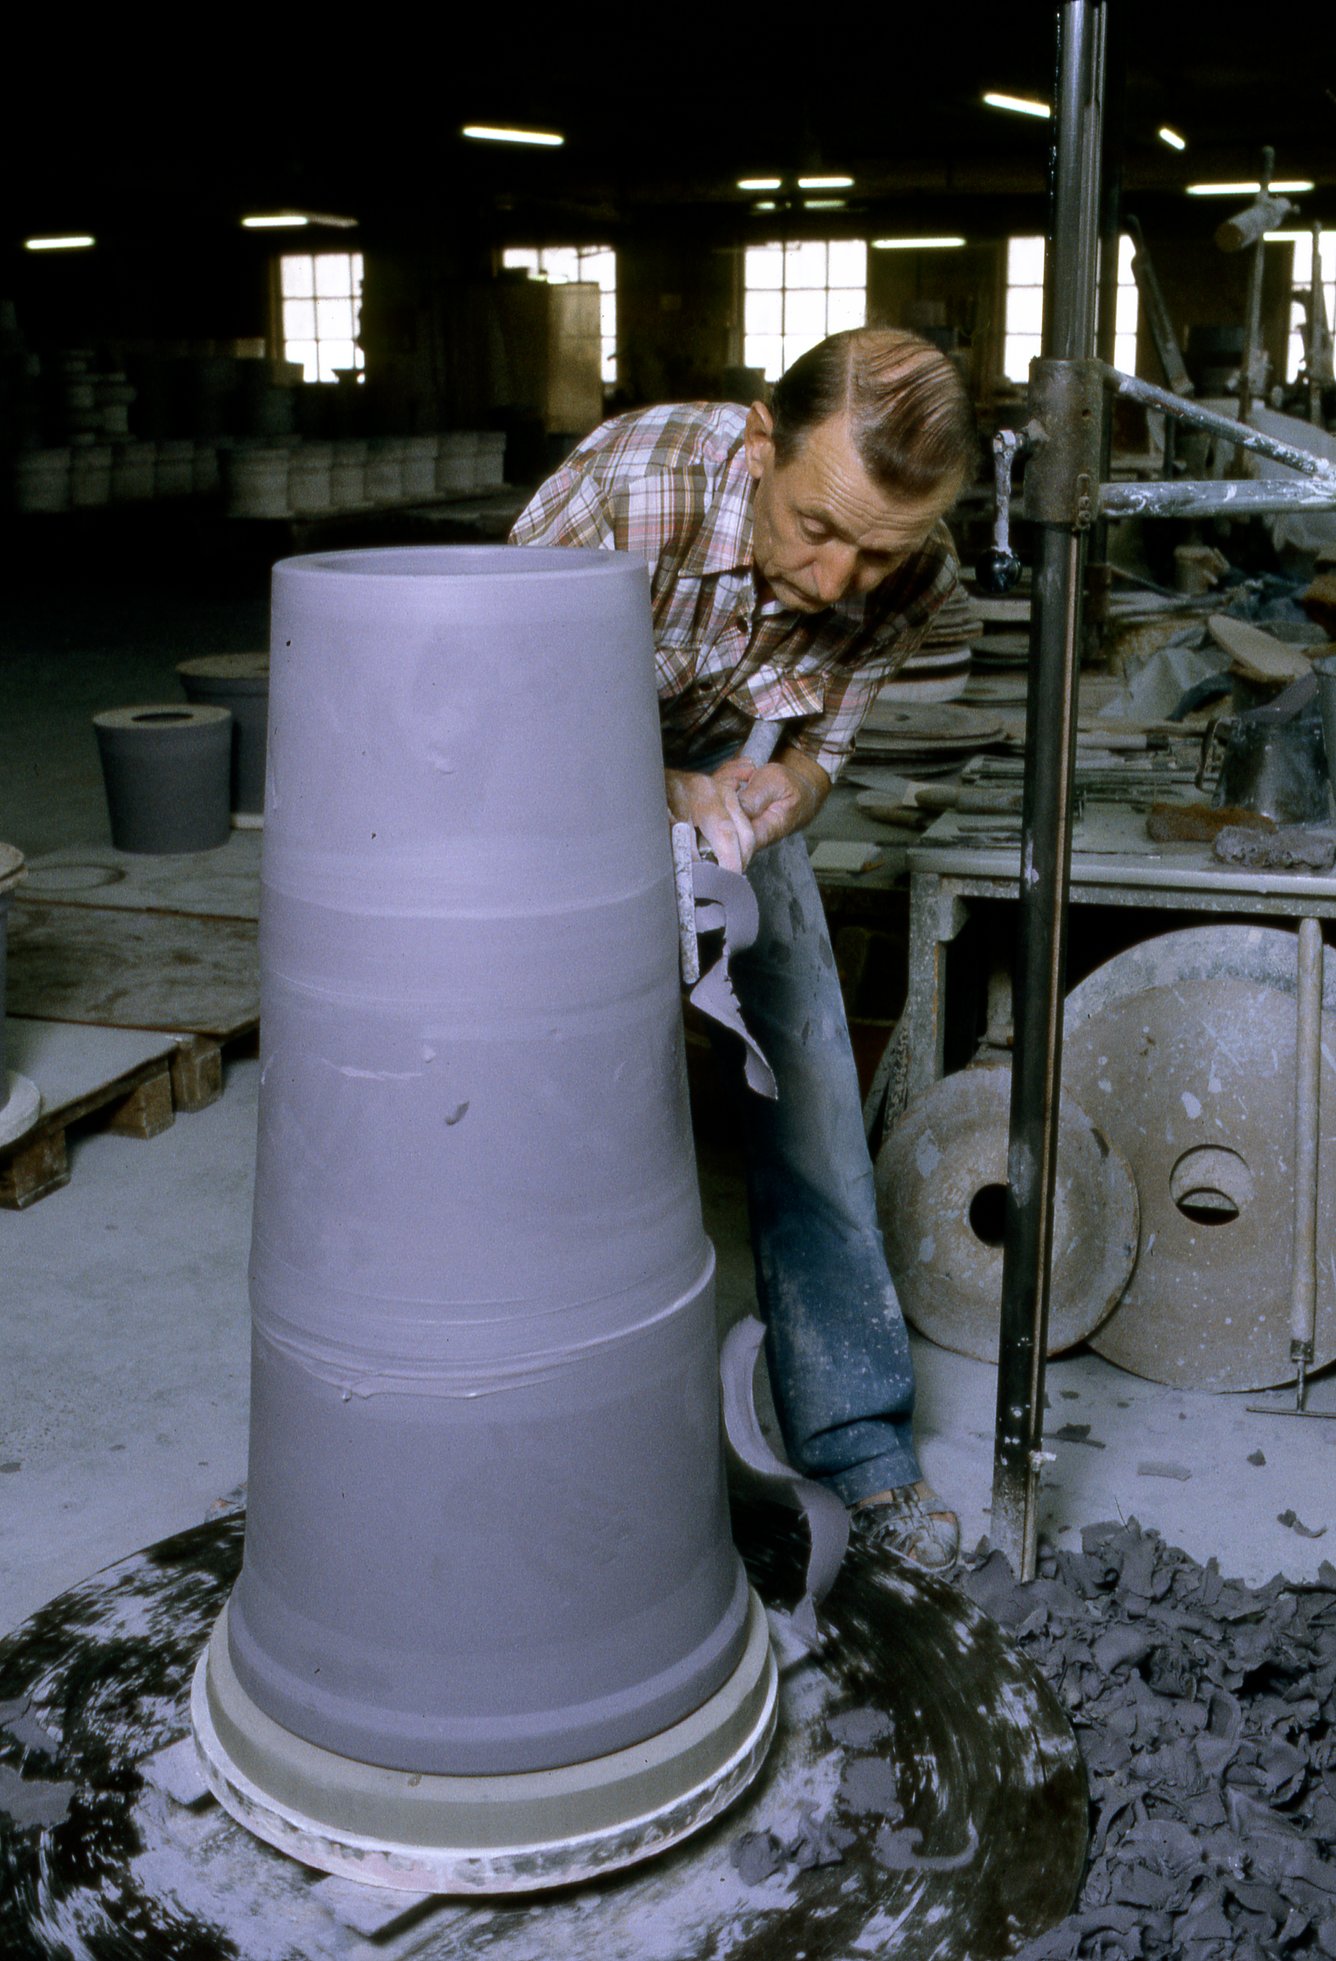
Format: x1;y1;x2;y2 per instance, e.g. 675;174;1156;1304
0;1019;252;1209
2;851;261;1208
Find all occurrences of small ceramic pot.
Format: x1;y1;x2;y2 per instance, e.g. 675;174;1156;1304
177;655;270;820
94;705;233;853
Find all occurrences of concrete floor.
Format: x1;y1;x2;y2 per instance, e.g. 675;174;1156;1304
2;534;1334;1642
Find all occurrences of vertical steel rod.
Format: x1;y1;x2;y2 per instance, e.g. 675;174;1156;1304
1291;917;1322;1411
1087;13;1121;599
991;0;1105;1578
1238;147;1274;429
1309;221;1331;427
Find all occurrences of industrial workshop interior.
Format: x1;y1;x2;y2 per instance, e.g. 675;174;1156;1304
5;9;1336;1957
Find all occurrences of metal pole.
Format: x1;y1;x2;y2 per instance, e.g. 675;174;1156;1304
1290;917;1322;1411
991;0;1105;1579
1101;475;1336;519
1238;147;1274;429
1108;366;1336;478
1308;221;1333;426
1087;15;1122;641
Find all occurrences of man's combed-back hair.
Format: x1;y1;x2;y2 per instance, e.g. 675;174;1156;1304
769;327;976;500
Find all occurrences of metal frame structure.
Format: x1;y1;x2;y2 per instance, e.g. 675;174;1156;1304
992;0;1336;1576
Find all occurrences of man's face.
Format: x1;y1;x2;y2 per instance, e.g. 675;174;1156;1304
744;403;956;613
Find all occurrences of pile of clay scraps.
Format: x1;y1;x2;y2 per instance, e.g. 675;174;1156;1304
961;1521;1336;1959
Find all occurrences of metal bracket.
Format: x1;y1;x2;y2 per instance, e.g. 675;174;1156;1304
1022;359;1107;530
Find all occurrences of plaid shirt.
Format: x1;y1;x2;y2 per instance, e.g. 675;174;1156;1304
510;401;958;780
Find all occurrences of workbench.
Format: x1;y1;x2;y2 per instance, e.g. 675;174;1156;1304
897;802;1336;1114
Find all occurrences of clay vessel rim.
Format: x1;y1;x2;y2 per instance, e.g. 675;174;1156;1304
94;704;233;730
276;546;631;583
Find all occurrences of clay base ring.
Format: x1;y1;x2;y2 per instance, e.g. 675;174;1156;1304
192;1591;777;1895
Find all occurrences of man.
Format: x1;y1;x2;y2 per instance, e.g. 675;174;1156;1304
511;327;975;1569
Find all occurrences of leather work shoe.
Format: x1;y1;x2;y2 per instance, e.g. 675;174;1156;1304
850;1481;960;1573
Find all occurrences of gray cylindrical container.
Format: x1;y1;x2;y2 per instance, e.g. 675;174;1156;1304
93;705;233;853
194;547;772;1891
177;655;270;821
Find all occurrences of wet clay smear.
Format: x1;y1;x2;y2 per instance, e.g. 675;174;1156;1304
962;1520;1336;1960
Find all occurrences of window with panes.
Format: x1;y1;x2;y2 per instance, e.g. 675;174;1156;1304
743;241;867;383
1284;232;1336;385
501;246;618;385
1003;234;1139;381
279;252;364;383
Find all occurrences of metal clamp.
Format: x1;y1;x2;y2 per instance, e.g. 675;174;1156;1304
976;429;1025;592
1022;358;1107;530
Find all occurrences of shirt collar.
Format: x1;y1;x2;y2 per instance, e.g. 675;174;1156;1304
679;439;756;579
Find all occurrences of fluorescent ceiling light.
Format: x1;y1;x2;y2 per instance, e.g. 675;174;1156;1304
1187;179;1314;196
753;201;778;212
24;234;94;251
1158;125;1187;151
803;199;846;210
872;236;966;250
243;210;356;230
738;177;781;191
462;124;564;148
983;91;1050;118
1264;230;1311;242
797;174;853;189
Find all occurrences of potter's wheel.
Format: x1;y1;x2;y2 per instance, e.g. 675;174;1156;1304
0;1500;1086;1961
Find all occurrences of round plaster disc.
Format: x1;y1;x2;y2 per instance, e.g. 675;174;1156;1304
177;653;270;690
0;1072;42;1148
1064;975;1336;1390
1066;922;1336;1029
0;840;25;896
897;646;974;672
860;702;1004;746
873;672;971;706
875;1065;1138;1362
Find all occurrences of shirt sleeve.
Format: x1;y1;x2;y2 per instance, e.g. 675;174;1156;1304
509;461;617;551
784;530;961;782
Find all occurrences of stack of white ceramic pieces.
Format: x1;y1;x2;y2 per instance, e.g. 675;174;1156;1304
878;587;985;705
963;626;1033;704
974;591;1032;625
853;700;1005;776
972;629;1031;670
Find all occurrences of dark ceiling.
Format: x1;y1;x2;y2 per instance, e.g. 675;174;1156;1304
8;9;1335;240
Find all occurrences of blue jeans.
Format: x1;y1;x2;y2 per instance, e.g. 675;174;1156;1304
706;829;922;1505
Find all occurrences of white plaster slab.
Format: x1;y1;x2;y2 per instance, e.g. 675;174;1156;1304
809;840;884;875
5;1018;178;1120
17;833;262;920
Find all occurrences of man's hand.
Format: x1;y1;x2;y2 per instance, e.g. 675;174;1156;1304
664;768;756;873
722;749;831;854
665;748;831;871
